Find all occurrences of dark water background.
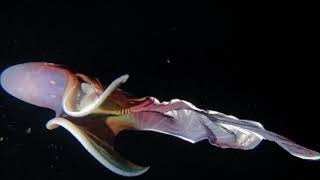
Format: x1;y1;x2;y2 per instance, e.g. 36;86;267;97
0;1;319;179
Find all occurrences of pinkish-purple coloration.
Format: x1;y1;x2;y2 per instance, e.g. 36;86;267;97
1;62;319;176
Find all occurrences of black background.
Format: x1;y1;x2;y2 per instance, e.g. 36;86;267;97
0;1;319;179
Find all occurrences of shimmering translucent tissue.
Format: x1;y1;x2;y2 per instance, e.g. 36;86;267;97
1;63;68;115
1;62;319;176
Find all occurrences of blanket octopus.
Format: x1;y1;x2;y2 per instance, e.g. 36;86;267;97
0;62;319;176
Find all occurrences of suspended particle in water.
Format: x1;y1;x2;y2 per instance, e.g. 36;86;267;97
26;127;31;134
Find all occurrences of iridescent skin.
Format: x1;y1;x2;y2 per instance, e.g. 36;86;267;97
1;62;319;176
0;63;69;115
